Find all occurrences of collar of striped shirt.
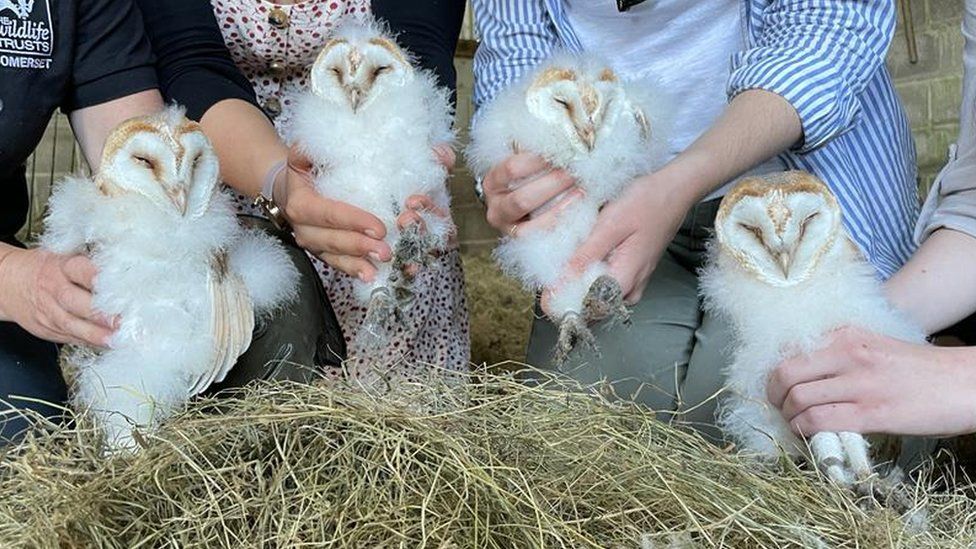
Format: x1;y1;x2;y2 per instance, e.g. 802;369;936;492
472;0;920;278
616;0;648;11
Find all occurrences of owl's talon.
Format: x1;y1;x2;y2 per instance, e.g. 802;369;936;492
583;275;630;325
555;312;598;365
394;223;437;272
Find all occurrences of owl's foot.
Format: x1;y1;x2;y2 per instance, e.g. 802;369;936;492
555;312;597;365
583;275;630;325
393;223;437;272
809;431;875;490
355;288;398;351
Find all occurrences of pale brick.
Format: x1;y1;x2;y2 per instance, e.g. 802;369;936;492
894;80;930;129
889;30;942;81
914;127;956;170
454;203;498;246
942;23;965;73
449;170;482;207
927;0;963;26
930;75;963;124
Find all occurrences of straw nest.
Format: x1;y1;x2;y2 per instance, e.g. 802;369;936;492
462;251;535;364
1;370;975;549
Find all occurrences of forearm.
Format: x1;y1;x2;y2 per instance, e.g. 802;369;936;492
0;243;26;322
654;89;802;205
199;99;288;198
69;90;165;170
886;228;976;334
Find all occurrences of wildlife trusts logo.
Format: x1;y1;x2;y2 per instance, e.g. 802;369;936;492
0;0;53;69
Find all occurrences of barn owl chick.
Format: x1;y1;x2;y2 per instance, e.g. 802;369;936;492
288;19;455;354
700;171;925;489
467;54;666;363
42;106;299;452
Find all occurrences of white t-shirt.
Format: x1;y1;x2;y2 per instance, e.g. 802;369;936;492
563;0;786;199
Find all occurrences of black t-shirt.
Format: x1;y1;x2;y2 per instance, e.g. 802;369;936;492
0;0;158;239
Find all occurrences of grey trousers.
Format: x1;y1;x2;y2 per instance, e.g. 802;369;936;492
525;198;729;440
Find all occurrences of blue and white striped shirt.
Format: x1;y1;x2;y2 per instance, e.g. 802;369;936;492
472;0;918;278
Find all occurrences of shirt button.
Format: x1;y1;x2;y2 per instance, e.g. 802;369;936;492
264;98;282;118
268;7;289;30
269;60;286;77
0;97;4;114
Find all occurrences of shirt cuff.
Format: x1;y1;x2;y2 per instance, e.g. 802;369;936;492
63;65;159;113
728;57;857;154
916;147;976;243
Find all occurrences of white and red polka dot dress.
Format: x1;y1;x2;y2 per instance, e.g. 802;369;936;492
212;0;471;379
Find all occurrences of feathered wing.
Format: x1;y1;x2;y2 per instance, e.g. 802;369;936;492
189;251;254;396
40;175;104;254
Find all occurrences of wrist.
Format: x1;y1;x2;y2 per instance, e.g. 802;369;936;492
262;158;288;202
637;155;709;213
0;245;25;321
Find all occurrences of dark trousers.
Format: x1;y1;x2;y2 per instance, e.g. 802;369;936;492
0;322;67;442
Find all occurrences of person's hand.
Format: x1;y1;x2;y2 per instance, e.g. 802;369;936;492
540;173;692;316
395;194;457;279
0;248;115;346
432;143;456;175
482;153;584;237
280;148;392;282
766;326;976;438
280;144;458;281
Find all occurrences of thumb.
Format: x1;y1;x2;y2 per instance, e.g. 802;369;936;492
566;217;628;278
287;145;314;175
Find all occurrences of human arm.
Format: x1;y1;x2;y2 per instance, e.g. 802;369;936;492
0;0;162;346
539;89;800;311
885;229;976;334
546;0;894;309
134;0;395;278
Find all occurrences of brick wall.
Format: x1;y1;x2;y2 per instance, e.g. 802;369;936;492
890;0;965;192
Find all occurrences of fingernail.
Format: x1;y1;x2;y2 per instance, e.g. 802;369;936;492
365;229;379;238
369;251;383;262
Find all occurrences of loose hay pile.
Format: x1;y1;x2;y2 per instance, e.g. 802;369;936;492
1;371;975;548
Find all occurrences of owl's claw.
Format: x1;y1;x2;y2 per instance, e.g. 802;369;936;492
555;312;597;365
355;288;398;352
809;431;875;490
393;224;437;272
583;275;630;325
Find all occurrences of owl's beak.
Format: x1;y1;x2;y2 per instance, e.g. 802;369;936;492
348;87;364;111
167;187;188;216
577;125;596;151
776;251;792;277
